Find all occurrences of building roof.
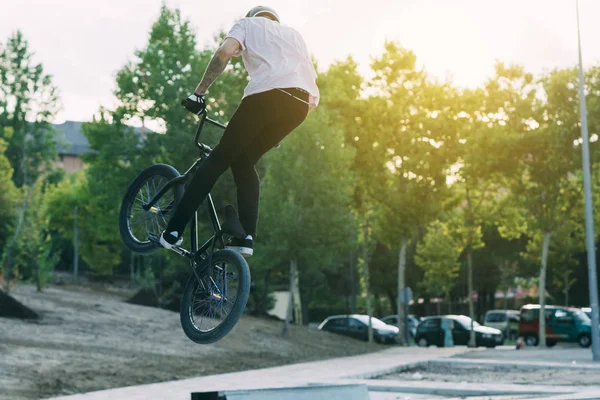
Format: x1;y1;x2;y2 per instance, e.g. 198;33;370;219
53;121;149;156
53;121;90;156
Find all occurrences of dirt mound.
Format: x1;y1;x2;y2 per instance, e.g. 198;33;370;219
0;289;38;319
126;288;180;311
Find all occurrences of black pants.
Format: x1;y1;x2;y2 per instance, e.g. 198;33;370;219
166;88;309;238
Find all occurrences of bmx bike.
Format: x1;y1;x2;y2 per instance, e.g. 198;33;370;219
118;112;250;344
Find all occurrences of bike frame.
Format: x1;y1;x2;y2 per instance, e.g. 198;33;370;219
141;113;227;280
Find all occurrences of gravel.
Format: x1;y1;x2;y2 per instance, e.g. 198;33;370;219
379;362;600;386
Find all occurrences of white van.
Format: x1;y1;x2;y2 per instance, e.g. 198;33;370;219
484;309;520;339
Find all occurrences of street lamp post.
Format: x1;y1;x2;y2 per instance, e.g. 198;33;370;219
576;0;600;362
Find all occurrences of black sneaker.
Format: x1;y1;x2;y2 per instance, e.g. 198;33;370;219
226;236;253;257
159;230;183;249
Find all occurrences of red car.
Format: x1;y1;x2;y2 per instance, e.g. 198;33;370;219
518;304;592;347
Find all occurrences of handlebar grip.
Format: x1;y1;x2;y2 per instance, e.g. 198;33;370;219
180;98;187;106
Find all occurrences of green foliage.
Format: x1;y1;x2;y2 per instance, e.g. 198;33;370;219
0;31;60;187
36;234;61;289
256;107;356;316
0;138;18;248
114;6;246;173
498;66;583;240
136;256;183;309
367;43;450;243
80;112;147;274
13;177;59;290
260;107;355;261
415;220;462;298
44;172;120;275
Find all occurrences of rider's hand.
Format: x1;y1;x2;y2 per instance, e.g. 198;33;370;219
181;94;206;115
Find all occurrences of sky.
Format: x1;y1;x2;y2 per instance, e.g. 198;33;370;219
1;0;599;124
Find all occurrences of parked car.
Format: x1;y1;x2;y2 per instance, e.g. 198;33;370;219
484;309;520;340
318;314;399;344
518;304;592;348
415;315;503;348
381;314;421;338
582;307;592;319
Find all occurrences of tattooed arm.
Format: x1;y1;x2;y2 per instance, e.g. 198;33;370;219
194;38;242;95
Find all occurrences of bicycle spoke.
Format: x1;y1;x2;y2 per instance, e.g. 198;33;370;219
127;176;171;244
189;259;240;333
130;214;153;226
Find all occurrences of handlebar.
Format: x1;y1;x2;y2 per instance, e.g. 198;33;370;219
194;112;227;153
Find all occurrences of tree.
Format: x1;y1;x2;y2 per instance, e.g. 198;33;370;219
470;216;528;312
0;138;18;249
45;171;120;275
365;42;452;344
79;111;147;274
0;31;60;187
446;92;507;345
548;219;583;306
317;56;365;318
115;5;247;175
12;177;59;291
415;220;462;311
258;107;355;330
0;31;60;290
0;138;19;290
498;66;584;346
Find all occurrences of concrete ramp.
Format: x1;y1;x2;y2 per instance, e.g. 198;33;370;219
191;383;369;400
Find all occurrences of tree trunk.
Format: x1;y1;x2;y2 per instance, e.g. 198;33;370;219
282;259;294;336
467;249;476;347
349;251;356;314
396;239;409;346
291;258;302;325
564;273;569;306
539;231;551;347
447;293;452;314
362;220;373;343
261;269;272;315
34;247;41;292
73;206;79;284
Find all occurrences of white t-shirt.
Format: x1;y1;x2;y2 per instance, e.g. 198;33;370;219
226;17;320;107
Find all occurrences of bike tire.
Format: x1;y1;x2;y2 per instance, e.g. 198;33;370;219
180;250;251;344
119;164;184;254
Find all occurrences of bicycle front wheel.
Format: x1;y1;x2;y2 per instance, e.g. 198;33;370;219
180;250;251;344
119;164;184;254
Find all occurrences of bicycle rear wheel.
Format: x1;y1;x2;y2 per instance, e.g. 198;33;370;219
180;250;251;344
119;164;184;254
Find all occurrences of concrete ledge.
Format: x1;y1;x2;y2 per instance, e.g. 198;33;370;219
192;384;369;400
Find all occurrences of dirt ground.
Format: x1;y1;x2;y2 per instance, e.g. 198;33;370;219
380;362;600;386
0;283;381;400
